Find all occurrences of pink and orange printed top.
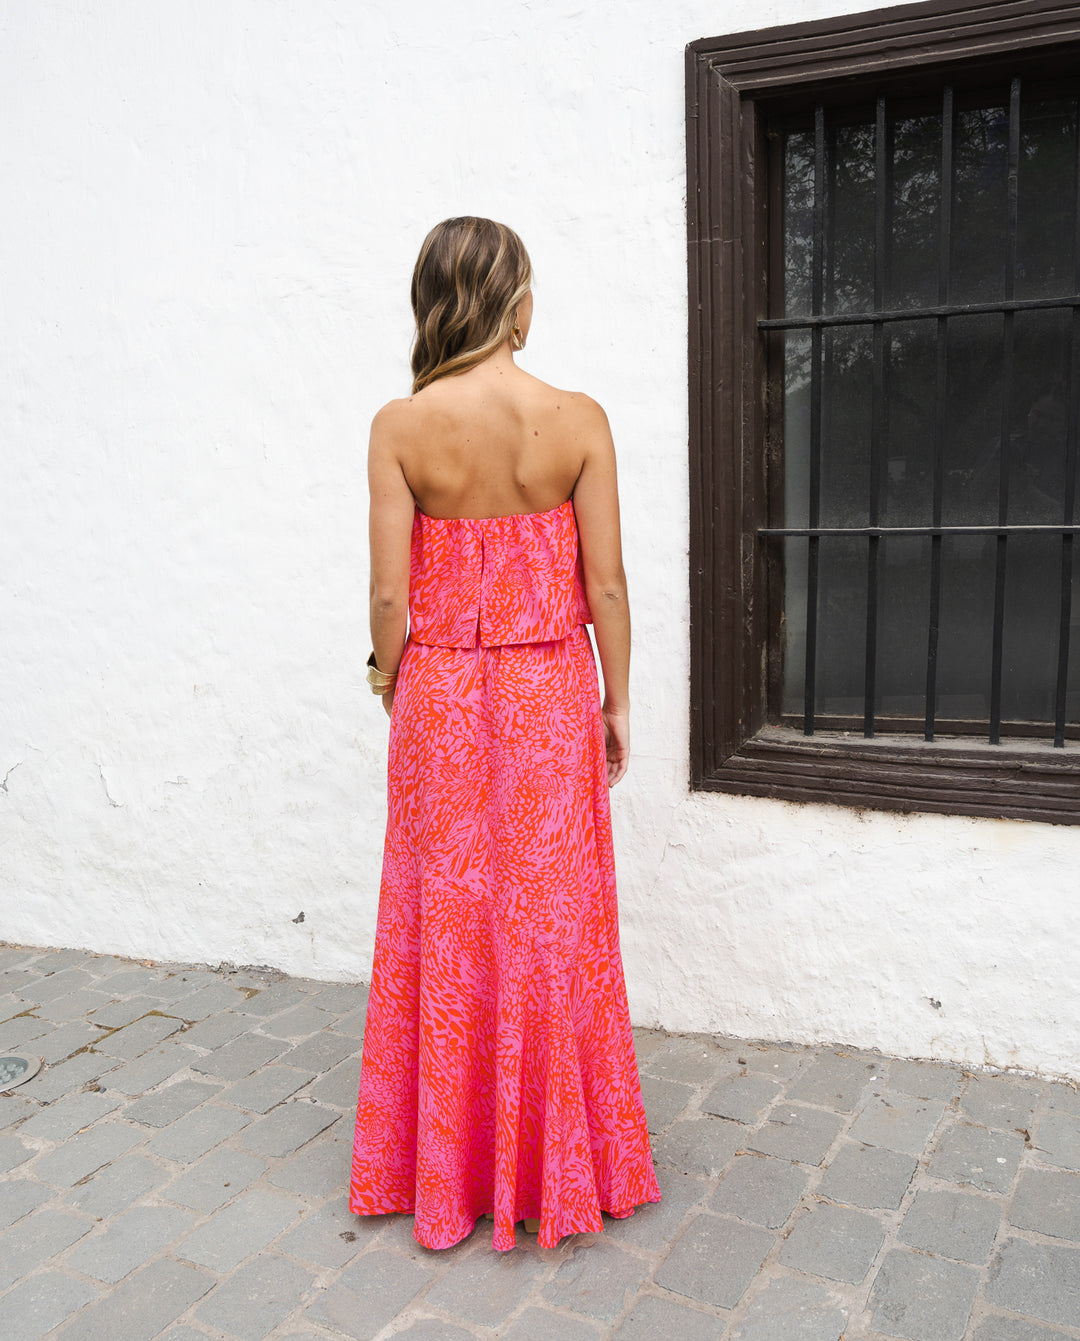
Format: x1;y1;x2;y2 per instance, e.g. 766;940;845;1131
408;499;593;649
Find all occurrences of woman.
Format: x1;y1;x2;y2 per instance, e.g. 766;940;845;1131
349;217;659;1251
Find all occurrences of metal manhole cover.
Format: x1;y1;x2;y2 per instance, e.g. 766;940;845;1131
0;1054;43;1090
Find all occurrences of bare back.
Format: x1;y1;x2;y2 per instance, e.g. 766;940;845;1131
377;362;596;520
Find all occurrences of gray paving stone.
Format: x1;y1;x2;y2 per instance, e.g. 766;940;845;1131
898;1188;1003;1263
66;1152;169;1216
0;1131;32;1172
703;1072;782;1124
655;1214;774;1309
258;1002;335;1039
18;966;95;1002
0;1011;51;1047
305;1247;434;1339
1;1270;100;1340
972;1315;1076;1341
178;1186;302;1270
1046;1082;1080;1118
502;1307;603;1341
126;1078;223;1126
0;1093;37;1130
732;1042;807;1080
56;1257;215;1341
0;1207;95;1290
268;1135;354;1197
731;1276;848;1341
278;1030;358;1074
34;1119;144;1187
143;969;222;1001
642;1035;735;1087
428;1237;551;1324
17;1087;121;1140
0;1177;52;1228
929;1123;1025;1193
639;1073;694;1132
961;1074;1043;1131
179;1010;259;1050
27;949;96;974
30;1019;104;1063
100;1041;198;1095
34;987;113;1022
542;1239;647;1321
710;1153;810;1228
390;1322;477;1341
603;1168;706;1248
778;1201;884;1284
654;1115;742;1177
18;1048;118;1102
242;982;314;1016
306;1057;362;1108
612;1293;725;1340
93;1012;184;1058
191;1030;291;1080
310;982;369;1015
1009;1166;1080;1241
0;947;38;970
147;1101;251;1161
66;1203;198;1283
870;1247;980;1341
985;1237;1080;1329
333;1005;368;1037
237;1099;338;1156
88;994;168;1028
163;1147;267;1212
219;1063;318;1114
170;980;251;1020
157;1330;215;1341
888;1059;963;1101
1036;1111;1080;1171
276;1194;382;1267
92;968;168;996
849;1091;947;1157
748;1104;845;1165
787;1050;884;1111
818;1142;918;1210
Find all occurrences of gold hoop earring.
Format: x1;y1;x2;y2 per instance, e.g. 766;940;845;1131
511;324;525;351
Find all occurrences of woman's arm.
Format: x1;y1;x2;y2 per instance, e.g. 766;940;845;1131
367;405;415;714
570;398;630;786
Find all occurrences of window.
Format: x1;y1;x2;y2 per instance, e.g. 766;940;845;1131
687;0;1080;823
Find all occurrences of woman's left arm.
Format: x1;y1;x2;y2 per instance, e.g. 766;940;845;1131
368;405;415;714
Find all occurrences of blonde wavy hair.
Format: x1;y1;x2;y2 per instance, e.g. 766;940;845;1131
410;217;533;394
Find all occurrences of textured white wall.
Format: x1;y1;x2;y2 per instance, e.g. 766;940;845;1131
3;0;1078;1080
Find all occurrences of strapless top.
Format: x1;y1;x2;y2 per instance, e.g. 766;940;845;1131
408;500;592;649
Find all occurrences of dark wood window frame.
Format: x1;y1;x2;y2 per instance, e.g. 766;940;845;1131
687;0;1080;825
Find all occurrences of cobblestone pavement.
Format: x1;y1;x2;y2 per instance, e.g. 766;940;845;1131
1;944;1079;1341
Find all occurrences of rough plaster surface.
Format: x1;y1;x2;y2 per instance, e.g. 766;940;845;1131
2;1;1078;1079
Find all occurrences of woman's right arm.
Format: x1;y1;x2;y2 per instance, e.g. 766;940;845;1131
368;404;415;715
570;397;630;786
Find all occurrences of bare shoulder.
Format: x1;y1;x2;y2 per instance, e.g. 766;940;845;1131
525;377;612;438
371;395;419;438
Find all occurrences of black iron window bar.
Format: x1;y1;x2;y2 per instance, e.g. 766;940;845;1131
758;82;1080;749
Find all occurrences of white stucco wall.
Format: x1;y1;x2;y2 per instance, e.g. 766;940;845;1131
3;0;1078;1080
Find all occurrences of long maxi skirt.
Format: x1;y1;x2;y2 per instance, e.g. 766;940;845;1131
348;624;660;1251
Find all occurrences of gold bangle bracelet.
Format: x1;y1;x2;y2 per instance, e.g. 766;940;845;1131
366;652;398;695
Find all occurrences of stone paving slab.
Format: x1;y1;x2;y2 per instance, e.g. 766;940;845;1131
2;941;1080;1341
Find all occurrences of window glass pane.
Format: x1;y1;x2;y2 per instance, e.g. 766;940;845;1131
820;326;872;526
951;102;1009;305
1017;96;1078;301
942;314;1003;527
1011;307;1072;524
881;320;936;527
876;536;931;716
1068;541;1080;726
782;536;807;715
888;114;942;310
817;537;867;717
1003;535;1064;721
935;535;995;719
784;131;815;318
826;122;875;314
783;328;812;529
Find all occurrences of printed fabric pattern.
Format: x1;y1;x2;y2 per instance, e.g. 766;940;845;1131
349;500;660;1250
